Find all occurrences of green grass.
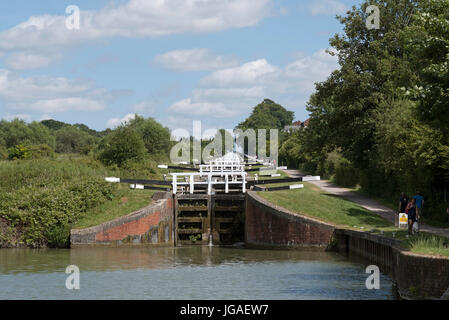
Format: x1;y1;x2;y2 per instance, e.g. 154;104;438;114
73;184;154;229
406;233;449;257
258;182;393;229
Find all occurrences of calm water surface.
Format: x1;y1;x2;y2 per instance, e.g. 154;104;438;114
0;247;394;299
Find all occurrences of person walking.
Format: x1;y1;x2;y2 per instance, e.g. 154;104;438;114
413;191;425;217
399;192;409;213
407;198;419;235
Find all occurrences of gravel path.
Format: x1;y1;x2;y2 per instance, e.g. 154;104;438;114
284;170;449;238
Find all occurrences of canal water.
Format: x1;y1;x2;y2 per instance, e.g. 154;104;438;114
0;247;394;299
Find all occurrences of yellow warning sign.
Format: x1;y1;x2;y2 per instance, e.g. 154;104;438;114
399;213;408;228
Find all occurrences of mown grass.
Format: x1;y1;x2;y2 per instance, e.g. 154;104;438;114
258;182;393;229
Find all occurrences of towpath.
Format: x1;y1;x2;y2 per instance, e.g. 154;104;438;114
284;169;449;238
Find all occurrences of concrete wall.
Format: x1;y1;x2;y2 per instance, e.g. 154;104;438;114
245;191;335;248
71;193;174;247
334;229;449;299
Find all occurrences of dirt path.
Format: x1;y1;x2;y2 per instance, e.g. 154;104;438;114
284;169;449;238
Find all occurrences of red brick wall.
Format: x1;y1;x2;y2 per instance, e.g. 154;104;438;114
71;195;174;246
95;212;161;241
245;192;335;248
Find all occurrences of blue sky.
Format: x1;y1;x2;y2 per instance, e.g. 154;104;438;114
0;0;358;133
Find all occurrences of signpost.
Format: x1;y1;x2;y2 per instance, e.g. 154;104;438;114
399;213;408;228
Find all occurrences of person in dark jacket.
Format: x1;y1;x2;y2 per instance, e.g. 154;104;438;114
399;192;409;213
408;198;419;235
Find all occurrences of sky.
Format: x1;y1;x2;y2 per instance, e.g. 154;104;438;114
0;0;358;134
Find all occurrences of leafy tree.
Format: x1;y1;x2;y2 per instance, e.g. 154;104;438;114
55;126;97;154
41;119;67;131
236;99;293;158
127;115;171;155
97;126;147;167
0;119;55;149
236;99;294;131
404;0;449;135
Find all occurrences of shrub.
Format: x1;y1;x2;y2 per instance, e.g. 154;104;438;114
0;146;7;160
333;158;359;188
97;126;147;167
0;159;117;248
8;144;31;160
29;144;54;159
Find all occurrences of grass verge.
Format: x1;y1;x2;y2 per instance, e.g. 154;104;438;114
74;184;154;229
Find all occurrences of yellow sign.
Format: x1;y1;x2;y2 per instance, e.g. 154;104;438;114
399;213;408;228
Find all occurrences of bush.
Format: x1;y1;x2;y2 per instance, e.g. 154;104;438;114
97;126;147;167
333;158;359;188
0;146;7;160
8;144;31;160
0;158;117;248
29;144;54;159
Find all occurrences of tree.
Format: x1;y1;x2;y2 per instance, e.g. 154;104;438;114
236;99;294;131
236;99;294;158
0;119;55;149
97;126;147;167
54;126;97;154
127;115;171;156
307;0;420;169
404;0;449;135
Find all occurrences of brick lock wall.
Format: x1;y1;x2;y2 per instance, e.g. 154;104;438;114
71;194;174;247
245;191;335;248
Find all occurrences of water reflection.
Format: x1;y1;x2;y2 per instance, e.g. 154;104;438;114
0;247;395;300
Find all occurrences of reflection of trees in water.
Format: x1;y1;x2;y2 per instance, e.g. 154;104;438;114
0;247;354;274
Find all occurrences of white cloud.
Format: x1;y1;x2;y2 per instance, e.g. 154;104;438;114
155;48;239;71
0;0;272;69
309;0;347;16
4;52;59;70
29;98;106;113
200;59;280;87
0;69;113;113
106;113;137;128
168;98;238;118
169;49;339;119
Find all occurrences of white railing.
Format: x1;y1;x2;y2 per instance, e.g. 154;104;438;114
170;172;247;195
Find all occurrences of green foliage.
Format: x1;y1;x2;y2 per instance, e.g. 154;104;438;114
97;125;147;167
236;99;294;131
0;145;8;160
29;144;55;159
281;0;449;227
0;119;55;150
0;159;117;247
8;144;31;160
55;125;98;154
128;115;172;155
333;158;359;188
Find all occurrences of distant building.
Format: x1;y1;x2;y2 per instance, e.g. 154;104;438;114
283;118;310;132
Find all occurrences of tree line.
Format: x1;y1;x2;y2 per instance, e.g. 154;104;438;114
280;0;449;224
0;116;172;166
